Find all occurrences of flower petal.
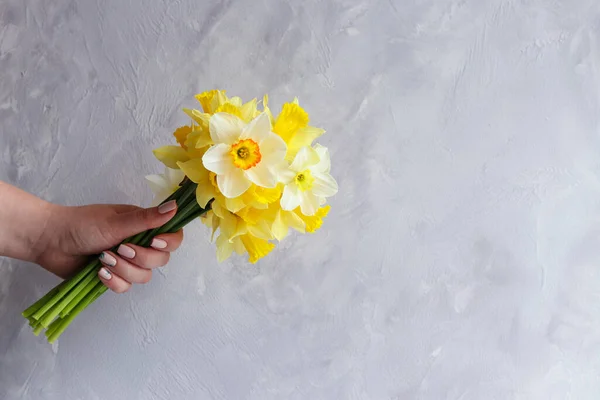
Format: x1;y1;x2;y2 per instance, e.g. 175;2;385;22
275;162;296;184
280;184;301;211
145;174;169;194
241;234;275;264
229;96;243;107
241;113;271;142
196;180;216;208
183;108;210;126
259;132;287;165
225;196;246;213
240;98;258;122
272;210;289;241
273;102;309;143
299;191;320;216
217;168;251;198
188;129;212;149
247;220;274;240
312;144;331;173
153;145;190;169
295;205;330;232
165;168;186;185
216;234;234;262
311;172;338;197
202;143;234;175
290;146;319;172
285;126;325;162
209;112;244;144
286;210;306;233
177;159;206;183
245;163;277;188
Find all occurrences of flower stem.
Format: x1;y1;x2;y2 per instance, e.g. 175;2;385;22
23;179;211;342
47;282;106;343
22;280;67;318
30;260;99;322
59;277;99;317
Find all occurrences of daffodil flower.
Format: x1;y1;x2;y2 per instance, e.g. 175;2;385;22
145;167;186;206
279;145;338;216
202;112;287;198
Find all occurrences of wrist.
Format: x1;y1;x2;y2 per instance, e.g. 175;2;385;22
0;182;61;264
29;201;63;265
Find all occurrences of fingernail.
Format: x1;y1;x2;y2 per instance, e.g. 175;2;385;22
117;244;136;259
151;238;168;249
158;200;177;214
99;268;112;280
99;252;117;267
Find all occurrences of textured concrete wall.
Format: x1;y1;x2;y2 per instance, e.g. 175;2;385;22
2;0;600;399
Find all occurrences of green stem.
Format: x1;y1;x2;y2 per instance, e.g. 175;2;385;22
22;280;67;318
138;181;198;245
38;266;98;327
44;317;63;339
60;277;100;317
31;260;99;321
47;282;106;343
172;209;204;232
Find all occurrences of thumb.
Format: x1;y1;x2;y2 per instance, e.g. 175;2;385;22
108;200;178;241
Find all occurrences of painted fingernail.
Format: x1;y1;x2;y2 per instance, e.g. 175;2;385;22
117;244;136;259
158;200;177;214
99;268;112;280
99;252;117;267
151;238;168;249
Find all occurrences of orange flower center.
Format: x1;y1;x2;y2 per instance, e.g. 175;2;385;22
230;139;261;170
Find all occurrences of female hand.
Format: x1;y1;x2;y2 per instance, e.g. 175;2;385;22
37;200;183;293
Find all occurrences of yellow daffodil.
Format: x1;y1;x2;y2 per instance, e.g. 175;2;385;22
195;90;228;114
295;205;331;233
177;158;218;208
202;113;287;198
241;234;275;263
271;207;305;241
272;99;325;161
152;91;336;263
173;125;193;149
279;145;338;216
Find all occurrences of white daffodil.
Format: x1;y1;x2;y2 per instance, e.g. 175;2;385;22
279;145;338;216
202;112;287;198
145;167;186;206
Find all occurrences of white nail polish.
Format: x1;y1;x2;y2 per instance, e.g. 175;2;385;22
158;200;177;214
117;244;136;259
99;268;112;280
151;238;168;249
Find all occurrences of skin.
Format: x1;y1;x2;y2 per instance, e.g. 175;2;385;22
0;181;183;293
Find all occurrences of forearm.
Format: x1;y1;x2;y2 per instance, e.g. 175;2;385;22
0;181;54;263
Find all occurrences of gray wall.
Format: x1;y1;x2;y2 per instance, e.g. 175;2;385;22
2;0;600;399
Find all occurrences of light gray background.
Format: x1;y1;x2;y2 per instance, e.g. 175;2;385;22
2;0;600;399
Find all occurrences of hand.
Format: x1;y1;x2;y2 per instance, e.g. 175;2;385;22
37;201;182;293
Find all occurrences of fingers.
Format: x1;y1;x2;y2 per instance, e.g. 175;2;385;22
97;229;184;294
98;267;132;294
109;204;142;214
149;230;184;252
107;200;178;241
115;243;170;270
99;251;152;284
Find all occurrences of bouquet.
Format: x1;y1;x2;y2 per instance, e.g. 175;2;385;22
22;90;338;342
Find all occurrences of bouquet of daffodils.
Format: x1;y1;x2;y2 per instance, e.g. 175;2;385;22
22;90;338;342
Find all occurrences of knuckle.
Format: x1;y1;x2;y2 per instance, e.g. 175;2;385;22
139;209;156;230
